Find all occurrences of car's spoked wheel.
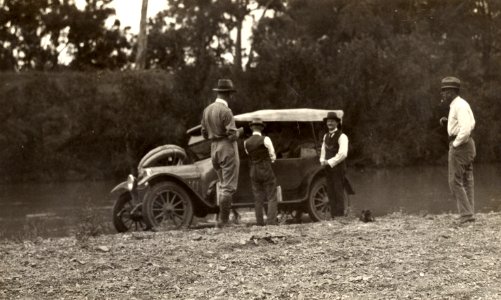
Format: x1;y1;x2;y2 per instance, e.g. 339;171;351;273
307;177;331;221
112;194;147;233
143;182;193;230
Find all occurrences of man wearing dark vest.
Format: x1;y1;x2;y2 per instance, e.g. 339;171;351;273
244;118;278;226
440;76;476;224
201;79;243;228
320;111;349;218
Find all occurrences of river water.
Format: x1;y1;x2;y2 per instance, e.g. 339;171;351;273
1;164;500;240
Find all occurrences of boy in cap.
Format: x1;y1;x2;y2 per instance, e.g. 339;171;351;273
440;76;476;224
201;79;244;228
320;111;349;218
244;118;278;226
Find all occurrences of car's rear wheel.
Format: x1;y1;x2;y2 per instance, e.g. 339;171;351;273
112;193;147;232
307;177;330;221
142;181;193;230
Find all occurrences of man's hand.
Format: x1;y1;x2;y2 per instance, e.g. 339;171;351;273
320;160;327;166
439;117;448;126
236;127;244;138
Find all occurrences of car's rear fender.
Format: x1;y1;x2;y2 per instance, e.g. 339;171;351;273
141;173;217;217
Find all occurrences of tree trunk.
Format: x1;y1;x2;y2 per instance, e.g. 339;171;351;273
135;0;149;70
234;20;243;72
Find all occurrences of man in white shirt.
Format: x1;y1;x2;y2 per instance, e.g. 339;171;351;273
320;112;349;218
440;76;476;224
244;118;278;226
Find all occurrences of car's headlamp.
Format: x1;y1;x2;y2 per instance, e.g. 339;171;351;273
126;174;136;192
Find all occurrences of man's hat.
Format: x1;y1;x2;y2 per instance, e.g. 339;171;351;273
323;111;341;122
249;118;265;128
441;76;461;90
213;79;236;92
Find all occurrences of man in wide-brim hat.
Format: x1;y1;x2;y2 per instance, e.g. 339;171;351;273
440;76;476;224
319;111;349;218
244;118;278;226
201;78;243;228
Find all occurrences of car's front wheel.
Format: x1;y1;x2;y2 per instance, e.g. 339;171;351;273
307;177;330;221
112;193;147;233
142;181;193;230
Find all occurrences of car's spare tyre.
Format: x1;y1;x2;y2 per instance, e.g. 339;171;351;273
307;177;330;221
142;181;193;230
138;144;187;169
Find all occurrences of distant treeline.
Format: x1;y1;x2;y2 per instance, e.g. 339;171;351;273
2;1;501;182
0;68;499;183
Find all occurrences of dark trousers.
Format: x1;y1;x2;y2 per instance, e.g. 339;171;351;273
448;138;476;218
250;161;278;225
325;165;345;217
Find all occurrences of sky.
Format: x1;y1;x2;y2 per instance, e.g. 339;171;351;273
76;0;167;33
73;0;257;64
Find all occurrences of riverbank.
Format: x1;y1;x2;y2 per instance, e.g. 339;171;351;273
1;212;501;299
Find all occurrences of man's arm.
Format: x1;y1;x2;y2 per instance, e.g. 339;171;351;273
319;134;327;165
453;104;474;147
201;110;209;140
221;109;241;141
327;134;348;168
263;136;276;162
244;140;249;155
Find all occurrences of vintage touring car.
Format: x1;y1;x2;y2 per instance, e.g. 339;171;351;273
111;108;351;232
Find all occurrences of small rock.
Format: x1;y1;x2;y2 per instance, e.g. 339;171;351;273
96;246;110;252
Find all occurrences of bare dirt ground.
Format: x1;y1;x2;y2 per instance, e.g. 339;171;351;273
1;212;501;299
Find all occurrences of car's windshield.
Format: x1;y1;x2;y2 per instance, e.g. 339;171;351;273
187;134;211;161
187;121;325;161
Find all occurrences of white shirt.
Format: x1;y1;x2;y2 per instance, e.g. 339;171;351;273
244;132;276;162
448;96;475;147
319;129;348;168
215;98;228;107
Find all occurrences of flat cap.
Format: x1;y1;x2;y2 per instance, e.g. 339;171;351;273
441;76;460;90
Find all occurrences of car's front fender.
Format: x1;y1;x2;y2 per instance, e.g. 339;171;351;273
110;181;128;198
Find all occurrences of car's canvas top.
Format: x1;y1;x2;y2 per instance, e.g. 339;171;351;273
234;108;343;122
187;108;343;135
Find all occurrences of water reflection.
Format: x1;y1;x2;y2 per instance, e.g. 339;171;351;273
348;164;501;216
0;164;500;239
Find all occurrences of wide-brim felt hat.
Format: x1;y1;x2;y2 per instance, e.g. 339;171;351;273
213;79;236;92
441;76;460;90
323;111;341;122
249;118;265;127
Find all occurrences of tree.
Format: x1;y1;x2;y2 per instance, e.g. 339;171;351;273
0;0;131;71
135;0;149;69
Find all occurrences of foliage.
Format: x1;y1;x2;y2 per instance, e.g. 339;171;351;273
0;71;186;182
0;0;131;71
1;0;501;181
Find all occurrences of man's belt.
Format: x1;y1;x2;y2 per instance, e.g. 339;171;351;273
250;159;271;165
211;136;227;141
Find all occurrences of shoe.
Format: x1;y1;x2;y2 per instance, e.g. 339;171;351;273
459;217;475;224
215;221;225;229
